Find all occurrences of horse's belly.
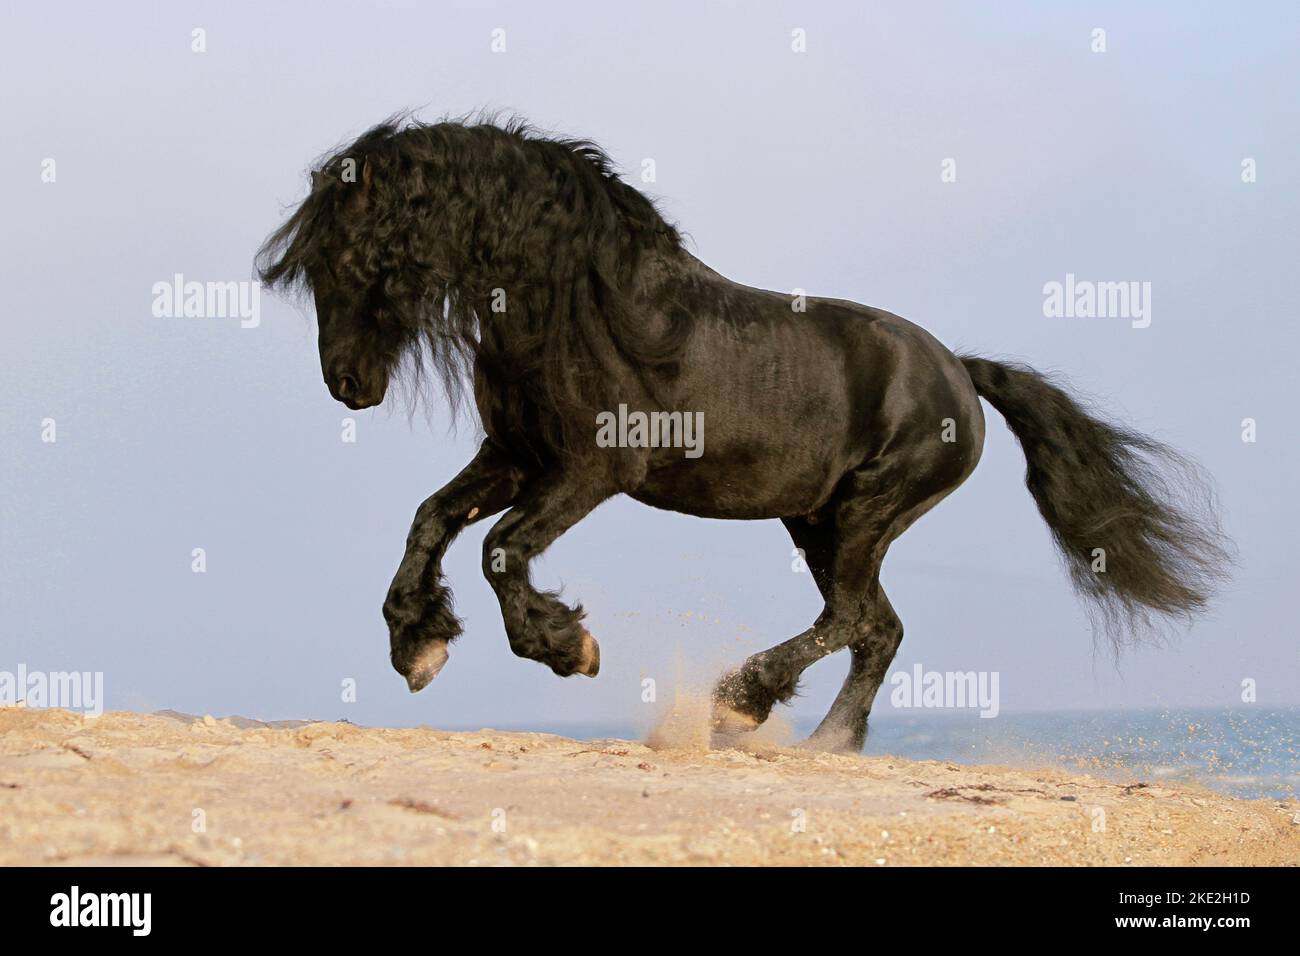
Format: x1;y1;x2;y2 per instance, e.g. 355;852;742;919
628;451;844;520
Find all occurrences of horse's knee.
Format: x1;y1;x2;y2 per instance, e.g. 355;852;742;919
412;494;442;529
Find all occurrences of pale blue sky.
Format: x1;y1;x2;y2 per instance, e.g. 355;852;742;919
2;1;1297;732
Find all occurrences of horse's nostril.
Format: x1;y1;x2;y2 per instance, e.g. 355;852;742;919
335;374;358;399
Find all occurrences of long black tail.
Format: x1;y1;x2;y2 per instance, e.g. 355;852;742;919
961;355;1232;649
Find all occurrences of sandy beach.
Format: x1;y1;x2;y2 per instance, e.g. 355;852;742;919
1;707;1296;866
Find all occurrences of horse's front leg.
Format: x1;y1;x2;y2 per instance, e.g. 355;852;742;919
384;440;528;691
482;471;615;677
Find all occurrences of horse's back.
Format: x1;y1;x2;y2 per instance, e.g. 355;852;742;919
628;262;984;519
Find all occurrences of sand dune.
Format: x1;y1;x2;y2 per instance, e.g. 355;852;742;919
1;708;1296;866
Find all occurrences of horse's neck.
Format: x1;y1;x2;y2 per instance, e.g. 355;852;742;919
472;305;548;381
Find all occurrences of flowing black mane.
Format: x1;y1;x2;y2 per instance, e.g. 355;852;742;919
257;115;689;458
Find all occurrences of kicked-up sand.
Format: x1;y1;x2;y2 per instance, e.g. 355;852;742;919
1;707;1296;866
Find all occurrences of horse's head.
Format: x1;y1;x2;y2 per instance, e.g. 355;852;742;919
307;255;408;410
259;154;427;411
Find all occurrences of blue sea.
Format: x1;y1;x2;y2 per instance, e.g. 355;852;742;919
491;707;1300;801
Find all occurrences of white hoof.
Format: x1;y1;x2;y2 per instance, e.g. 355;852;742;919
576;631;600;677
405;640;449;692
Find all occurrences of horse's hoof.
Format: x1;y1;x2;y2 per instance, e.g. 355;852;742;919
576;631;600;677
711;703;760;734
404;640;449;692
797;732;860;755
799;716;867;755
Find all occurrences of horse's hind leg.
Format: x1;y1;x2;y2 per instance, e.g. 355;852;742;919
782;515;836;602
798;478;970;752
710;515;838;730
713;439;971;741
712;484;899;733
803;585;903;752
784;510;905;752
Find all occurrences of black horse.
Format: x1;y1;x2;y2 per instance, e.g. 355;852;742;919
258;116;1229;751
